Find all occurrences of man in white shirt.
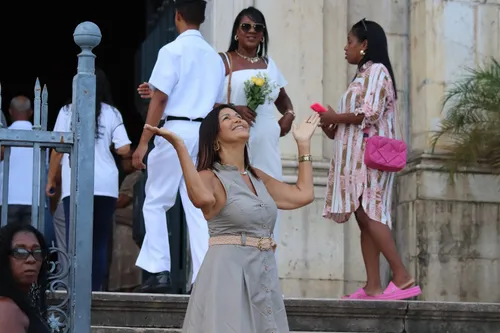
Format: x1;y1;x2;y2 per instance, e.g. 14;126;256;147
132;0;225;293
0;96;35;224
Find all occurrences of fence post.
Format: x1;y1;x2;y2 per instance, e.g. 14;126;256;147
68;21;101;333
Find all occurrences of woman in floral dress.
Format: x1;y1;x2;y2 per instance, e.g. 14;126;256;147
319;19;421;300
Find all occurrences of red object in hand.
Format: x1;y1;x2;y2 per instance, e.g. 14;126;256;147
310;102;327;113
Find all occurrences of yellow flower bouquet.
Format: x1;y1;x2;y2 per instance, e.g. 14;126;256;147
243;72;277;111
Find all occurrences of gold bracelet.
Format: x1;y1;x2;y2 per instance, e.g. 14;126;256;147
298;154;312;163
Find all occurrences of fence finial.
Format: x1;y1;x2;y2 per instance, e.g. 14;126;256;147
73;22;102;73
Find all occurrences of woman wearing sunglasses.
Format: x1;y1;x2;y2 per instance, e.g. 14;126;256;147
217;6;295;253
0;223;50;333
138;6;295;253
319;19;420;300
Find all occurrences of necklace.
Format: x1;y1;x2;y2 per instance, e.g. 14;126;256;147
235;50;260;64
220;162;248;175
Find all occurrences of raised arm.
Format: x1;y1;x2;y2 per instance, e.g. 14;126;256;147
255;113;320;210
142;124;223;219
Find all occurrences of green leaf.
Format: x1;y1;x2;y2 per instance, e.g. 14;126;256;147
431;58;500;181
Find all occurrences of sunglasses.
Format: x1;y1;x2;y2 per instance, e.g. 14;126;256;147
240;23;265;33
361;18;368;31
10;248;45;261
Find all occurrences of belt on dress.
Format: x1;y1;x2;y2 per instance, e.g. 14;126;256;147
209;234;277;251
166;116;204;122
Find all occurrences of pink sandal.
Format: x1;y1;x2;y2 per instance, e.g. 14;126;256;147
342;288;369;300
376;281;422;300
341;288;382;300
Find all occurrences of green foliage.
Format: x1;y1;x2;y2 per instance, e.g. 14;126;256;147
430;58;500;180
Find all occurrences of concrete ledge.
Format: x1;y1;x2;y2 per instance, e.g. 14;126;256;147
91;328;335;333
79;292;500;333
92;328;179;333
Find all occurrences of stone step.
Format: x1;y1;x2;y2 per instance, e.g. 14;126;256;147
52;292;500;333
92;328;346;333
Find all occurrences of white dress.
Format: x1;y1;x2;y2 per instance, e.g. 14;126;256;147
220;53;287;246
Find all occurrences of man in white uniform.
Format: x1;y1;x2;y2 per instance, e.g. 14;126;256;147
132;0;225;293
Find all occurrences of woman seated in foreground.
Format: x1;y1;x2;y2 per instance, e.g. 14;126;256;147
144;104;320;333
0;223;50;333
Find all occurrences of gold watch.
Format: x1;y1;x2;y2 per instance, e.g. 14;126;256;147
298;154;312;162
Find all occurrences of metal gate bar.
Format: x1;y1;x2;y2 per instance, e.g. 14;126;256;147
0;21;102;333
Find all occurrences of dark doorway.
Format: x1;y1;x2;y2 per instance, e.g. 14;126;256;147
0;1;147;143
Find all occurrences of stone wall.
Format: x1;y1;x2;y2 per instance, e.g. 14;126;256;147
399;0;500;302
201;0;500;301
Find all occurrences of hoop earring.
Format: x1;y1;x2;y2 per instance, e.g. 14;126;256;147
234;35;238;41
360;49;366;56
214;141;220;151
261;37;265;43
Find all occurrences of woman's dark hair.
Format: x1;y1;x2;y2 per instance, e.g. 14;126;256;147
228;7;269;58
63;67;115;139
197;104;257;178
0;223;49;323
351;19;398;99
94;68;114;139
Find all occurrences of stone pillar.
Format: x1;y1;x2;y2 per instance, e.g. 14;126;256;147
394;0;500;302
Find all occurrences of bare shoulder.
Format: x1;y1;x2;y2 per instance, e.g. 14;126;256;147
199;169;225;192
0;297;21;313
0;297;28;328
199;169;217;182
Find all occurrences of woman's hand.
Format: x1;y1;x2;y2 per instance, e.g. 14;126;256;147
318;105;339;126
137;82;154;99
234;105;256;125
278;113;294;137
144;124;184;147
292;113;321;143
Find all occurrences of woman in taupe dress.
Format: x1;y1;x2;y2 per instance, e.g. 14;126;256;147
144;104;320;333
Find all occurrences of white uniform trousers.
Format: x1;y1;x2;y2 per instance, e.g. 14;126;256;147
136;121;208;284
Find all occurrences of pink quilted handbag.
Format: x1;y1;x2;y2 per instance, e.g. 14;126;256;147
364;135;407;172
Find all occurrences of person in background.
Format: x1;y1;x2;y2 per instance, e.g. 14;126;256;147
319;19;420;300
138;7;294;254
0;96;36;225
132;0;225;293
46;68;131;292
0;223;50;333
108;146;143;292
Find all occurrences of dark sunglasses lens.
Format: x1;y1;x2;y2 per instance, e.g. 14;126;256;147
12;248;43;261
32;250;44;261
254;24;264;33
12;248;29;259
240;23;251;32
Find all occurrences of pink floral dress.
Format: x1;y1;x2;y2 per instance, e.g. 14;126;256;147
323;61;398;228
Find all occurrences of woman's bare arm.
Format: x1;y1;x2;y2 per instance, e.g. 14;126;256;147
255;142;314;210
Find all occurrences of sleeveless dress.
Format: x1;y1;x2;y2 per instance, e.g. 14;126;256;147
182;163;290;333
220;53;287;246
